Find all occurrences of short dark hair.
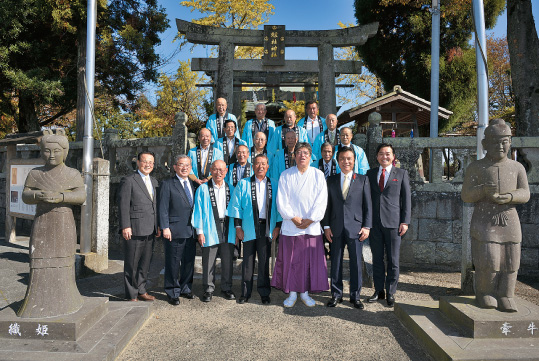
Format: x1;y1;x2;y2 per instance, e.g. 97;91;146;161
376;143;395;156
336;146;356;162
305;100;319;110
320;142;334;154
224;119;236;130
253;153;269;164
294;142;312;156
138;151;156;161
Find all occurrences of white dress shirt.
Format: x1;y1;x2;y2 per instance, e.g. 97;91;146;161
213;181;227;219
377;164;393;188
200;146;210;170
177;174;192;199
226;136;235;156
340;171;353;189
256;177;267;219
137;170;153;198
305;116;321;143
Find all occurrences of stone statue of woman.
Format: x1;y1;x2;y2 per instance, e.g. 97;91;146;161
461;119;530;312
18;129;86;318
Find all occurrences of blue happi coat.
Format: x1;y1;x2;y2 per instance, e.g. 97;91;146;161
188;146;224;179
267;125;309;155
297;116;327;145
191;182;236;247
333;144;369;175
225;162;254;188
241;118;276;148
226;176;282;242
206;113;240;142
270;148;314;179
312;129;340;161
310;158;341;175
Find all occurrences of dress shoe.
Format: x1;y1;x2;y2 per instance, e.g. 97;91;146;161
221;290;236;300
367;290;385;303
237;296;249;304
387;294;395;307
326;297;343;307
351;299;365;309
202;292;213;302
180;292;195;299
168;297;180;306
137;293;155;301
261;296;271;305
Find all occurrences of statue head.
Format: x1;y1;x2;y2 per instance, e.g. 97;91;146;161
482;119;511;162
41;129;69;166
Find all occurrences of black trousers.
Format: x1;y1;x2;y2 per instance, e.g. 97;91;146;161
163;236;196;299
330;234;363;300
370;223;401;296
124;234;154;299
241;229;271;298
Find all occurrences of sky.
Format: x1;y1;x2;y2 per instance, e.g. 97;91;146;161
144;0;539;111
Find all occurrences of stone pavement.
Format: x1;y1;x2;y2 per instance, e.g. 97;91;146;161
1;237;538;361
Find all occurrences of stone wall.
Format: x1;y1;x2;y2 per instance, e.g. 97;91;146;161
1;112;539;276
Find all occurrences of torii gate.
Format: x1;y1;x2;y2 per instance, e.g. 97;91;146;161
176;19;378;117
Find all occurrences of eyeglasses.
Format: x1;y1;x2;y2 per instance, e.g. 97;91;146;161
295;151;311;156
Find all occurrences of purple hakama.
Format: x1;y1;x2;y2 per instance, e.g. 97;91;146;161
271;234;329;293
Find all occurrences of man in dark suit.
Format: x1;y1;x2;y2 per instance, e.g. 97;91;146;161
118;151;159;302
323;146;372;309
159;155;198;306
366;143;411;307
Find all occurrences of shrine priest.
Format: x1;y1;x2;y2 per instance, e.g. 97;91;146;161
192;160;236;302
206;98;239;142
215;119;247;166
312;142;340;178
297;101;327;145
227;154;282;304
188;128;224;185
242;103;275;148
313;114;340;160
270;130;300;179
271;142;329;308
334;127;369;175
249;131;271;165
268;109;308;155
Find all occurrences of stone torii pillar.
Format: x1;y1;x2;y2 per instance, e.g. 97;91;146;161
177;19;378;116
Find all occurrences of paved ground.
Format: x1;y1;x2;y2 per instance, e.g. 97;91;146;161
1;237;538;361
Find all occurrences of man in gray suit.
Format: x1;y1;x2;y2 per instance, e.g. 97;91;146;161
159;155;197;306
118;151;159;302
323;146;372;309
366;143;411;307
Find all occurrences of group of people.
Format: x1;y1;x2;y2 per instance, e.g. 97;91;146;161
117;98;411;309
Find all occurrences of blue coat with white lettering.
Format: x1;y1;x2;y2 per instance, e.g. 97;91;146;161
241;119;276;148
226;176;282;242
191;183;236;247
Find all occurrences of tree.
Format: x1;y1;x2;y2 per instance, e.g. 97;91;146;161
487;35;514;122
0;0;169;134
179;0;274;58
354;0;505;133
335;22;380;108
136;60;209;137
507;0;539;136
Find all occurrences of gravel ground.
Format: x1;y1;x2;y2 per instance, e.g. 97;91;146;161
116;267;539;361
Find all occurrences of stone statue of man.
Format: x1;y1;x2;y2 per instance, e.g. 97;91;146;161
461;119;530;312
18;129;86;318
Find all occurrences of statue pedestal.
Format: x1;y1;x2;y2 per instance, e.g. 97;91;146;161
395;296;539;360
0;296;153;360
